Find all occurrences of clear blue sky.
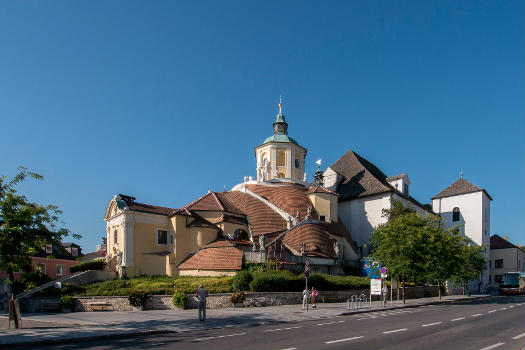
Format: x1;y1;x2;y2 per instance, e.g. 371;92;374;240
1;1;523;251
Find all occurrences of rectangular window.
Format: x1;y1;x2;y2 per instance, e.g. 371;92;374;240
157;230;168;245
495;275;503;284
495;259;504;268
71;247;78;257
56;265;65;276
319;215;326;222
403;183;409;195
45;244;53;254
113;230;118;244
35;263;45;273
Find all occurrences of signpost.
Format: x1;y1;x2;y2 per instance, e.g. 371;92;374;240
304;258;310;312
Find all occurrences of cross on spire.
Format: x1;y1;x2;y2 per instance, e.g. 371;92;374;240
279;95;283;114
460;170;463;178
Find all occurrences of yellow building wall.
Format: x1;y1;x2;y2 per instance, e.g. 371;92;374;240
130;222;172;277
308;193;338;222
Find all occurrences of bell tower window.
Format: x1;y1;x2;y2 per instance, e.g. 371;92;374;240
452;207;460;222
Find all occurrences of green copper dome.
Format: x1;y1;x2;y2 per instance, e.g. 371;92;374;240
263;134;299;145
274;113;286;124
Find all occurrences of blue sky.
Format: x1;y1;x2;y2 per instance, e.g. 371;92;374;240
1;1;523;251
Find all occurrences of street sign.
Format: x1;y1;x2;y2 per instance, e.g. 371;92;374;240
371;278;382;295
304;259;310;267
381;273;387;278
305;270;310;278
380;267;387;275
304;265;310;272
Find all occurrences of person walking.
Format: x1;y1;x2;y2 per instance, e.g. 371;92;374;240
311;287;318;309
196;284;208;321
302;287;310;310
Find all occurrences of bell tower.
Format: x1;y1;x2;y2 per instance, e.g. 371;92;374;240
254;97;307;183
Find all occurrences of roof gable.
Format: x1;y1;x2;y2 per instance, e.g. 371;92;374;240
490;234;519;250
432;178;492;200
329;150;392;199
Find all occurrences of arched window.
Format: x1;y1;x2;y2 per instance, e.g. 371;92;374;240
277;150;286;166
452;207;460;222
234;228;249;240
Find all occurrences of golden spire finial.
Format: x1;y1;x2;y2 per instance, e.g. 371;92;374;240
279;95;283;114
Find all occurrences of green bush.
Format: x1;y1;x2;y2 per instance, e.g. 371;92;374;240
231;270;253;291
172;290;188;308
70;260;106;273
249;271;297;292
20;271;51;290
128;290;148;307
60;295;75;310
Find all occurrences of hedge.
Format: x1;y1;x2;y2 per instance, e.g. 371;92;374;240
70;260;106;273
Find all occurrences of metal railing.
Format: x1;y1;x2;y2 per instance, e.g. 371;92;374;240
15;271;87;299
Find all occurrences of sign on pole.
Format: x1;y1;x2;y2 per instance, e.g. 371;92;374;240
305;270;310;278
380;267;387;275
304;258;310;267
371;278;382;295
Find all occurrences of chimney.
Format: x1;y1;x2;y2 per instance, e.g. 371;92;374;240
504;236;508;241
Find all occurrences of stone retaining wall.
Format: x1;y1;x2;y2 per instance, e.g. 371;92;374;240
5;286;439;313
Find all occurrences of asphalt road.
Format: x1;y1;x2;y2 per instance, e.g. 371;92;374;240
30;295;525;350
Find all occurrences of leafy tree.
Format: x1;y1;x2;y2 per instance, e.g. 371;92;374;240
0;167;80;298
369;201;427;303
451;241;486;294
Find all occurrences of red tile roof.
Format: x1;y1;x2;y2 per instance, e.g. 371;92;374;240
306;186;339;196
282;223;336;258
217;191;288;235
177;243;243;270
246;184;318;220
128;202;176;216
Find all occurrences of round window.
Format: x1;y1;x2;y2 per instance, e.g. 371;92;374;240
295;158;300;168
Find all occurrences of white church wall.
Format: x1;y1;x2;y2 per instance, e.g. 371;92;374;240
432;191;491;289
338;193;391;256
392;193;431;217
323;167;343;192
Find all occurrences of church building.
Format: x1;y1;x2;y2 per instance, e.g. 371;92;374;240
103;99;492;291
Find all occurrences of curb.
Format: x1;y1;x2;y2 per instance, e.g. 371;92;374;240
0;295;493;348
338;295;492;316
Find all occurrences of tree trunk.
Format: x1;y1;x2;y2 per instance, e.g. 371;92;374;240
438;280;441;300
402;272;406;304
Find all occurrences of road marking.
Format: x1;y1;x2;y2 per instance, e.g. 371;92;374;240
281;348;297;350
488;310;497;313
422;322;442;327
512;333;525;340
472;313;482;317
500;307;507;310
264;326;302;332
451;317;465;322
383;328;408;334
509;306;514;308
356;317;369;321
480;342;505;350
317;320;344;326
195;333;246;341
325;336;363;344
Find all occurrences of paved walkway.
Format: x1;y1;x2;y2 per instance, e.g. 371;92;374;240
0;295;489;347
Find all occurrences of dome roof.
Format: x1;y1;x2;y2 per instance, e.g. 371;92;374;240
263;134;299;145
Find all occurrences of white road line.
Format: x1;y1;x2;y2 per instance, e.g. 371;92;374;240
325;336;364;344
383;328;408;334
356;317;369;321
264;326;302;332
195;332;246;341
509;306;514;308
480;342;505;350
281;348;297;350
472;313;482;317
451;317;465;322
500;307;507;310
317;320;344;326
488;310;497;313
512;333;525;340
421;322;442;327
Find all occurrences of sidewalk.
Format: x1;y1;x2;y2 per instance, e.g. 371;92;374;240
0;294;489;348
